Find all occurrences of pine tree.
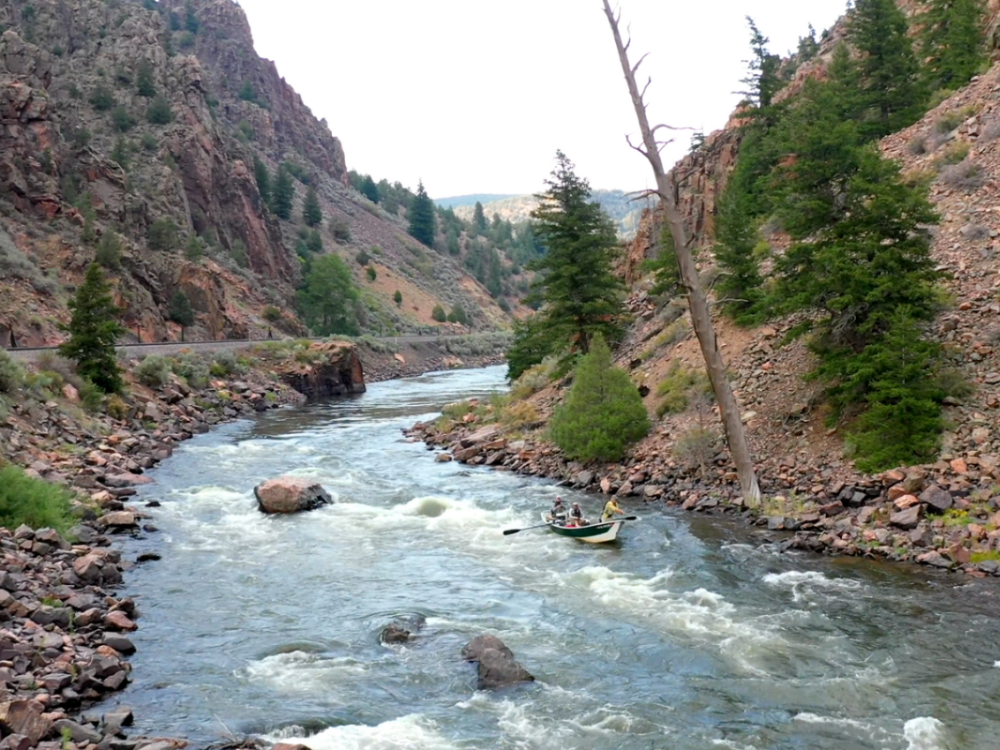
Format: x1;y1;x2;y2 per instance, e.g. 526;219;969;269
849;0;926;139
95;231;122;270
136;59;156;97
549;335;649;463
146;95;173;125
472;201;488;234
712;187;764;323
270;167;294;220
407;181;437;247
740;17;783;109
253;155;271;204
59;264;126;393
168;289;195;328
527;151;623;355
184;1;199;34
431;304;447;322
919;0;986;91
446;303;468;325
302;187;322;227
296;254;360;336
360;175;379;203
393;290;403;307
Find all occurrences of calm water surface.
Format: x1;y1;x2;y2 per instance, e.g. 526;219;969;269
112;367;1000;750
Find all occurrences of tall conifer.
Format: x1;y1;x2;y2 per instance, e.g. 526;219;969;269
919;0;986;91
407;181;437;247
59;264;126;393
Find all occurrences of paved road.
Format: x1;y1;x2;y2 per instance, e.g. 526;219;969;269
3;334;484;362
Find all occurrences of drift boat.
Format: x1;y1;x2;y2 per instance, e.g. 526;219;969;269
540;513;625;544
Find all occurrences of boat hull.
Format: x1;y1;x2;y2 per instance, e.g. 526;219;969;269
541;514;623;544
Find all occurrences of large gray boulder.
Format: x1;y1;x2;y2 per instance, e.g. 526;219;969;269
462;635;534;690
254;477;332;514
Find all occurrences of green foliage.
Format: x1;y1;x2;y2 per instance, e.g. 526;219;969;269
89;85;114;111
184;1;199;34
185;234;204;261
739;17;783;109
253;156;271;203
95;230;122;270
472;201;488;234
0;349;25;395
270;167;294;220
78;379;103;412
172;352;209;388
0;466;75;534
329;217;351;243
919;0;986;91
302;187;322;227
112;105;135;132
297;254;360;336
655;362;711;417
168;290;195;327
148;218;179;251
239;81;258;104
393;290;402;307
507;315;558;381
447;303;468;325
355;249;371;266
146;95;173;125
528;151;624;356
134;355;172;388
141;132;158;151
366;265;377;282
549;336;649;463
136;59;156;97
431;304;447;322
231;238;249;268
712;186;765;323
111;137;130;170
211;350;246;377
59;263;126;393
407;181;437;247
848;0;926;139
356;174;379;203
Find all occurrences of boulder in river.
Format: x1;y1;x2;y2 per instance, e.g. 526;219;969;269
462;635;534;690
254;477;332;514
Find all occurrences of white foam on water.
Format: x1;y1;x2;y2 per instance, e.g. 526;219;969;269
711;741;759;750
762;571;863;603
240;650;367;695
268;714;458;750
903;717;949;750
994;661;1000;668
793;712;873;731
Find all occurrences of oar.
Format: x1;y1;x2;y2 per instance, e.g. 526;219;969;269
502;522;553;536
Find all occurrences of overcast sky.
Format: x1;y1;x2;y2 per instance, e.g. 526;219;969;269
236;0;850;199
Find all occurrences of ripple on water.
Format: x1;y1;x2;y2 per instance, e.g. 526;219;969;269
241;650;369;696
267;714;458;750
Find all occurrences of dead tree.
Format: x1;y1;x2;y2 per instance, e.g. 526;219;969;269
601;0;761;505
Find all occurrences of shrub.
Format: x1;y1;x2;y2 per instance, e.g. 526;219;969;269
172;352;209;388
907;136;927;155
263;305;283;323
0;227;57;295
0;350;25;395
134;355;172;388
89;85;114;111
431;304;447;322
510;357;557;400
111;106;134;132
0;466;76;533
146;95;173;125
656;362;710;417
78;379;103;412
549;335;650;463
211;350;246;376
141;133;158;151
500;400;541;431
95;230;122;270
330;218;351;243
939;159;985;192
148;218;179;251
393;290;402;308
355;249;371;266
935;141;971;167
105;394;129;420
447;303;469;325
673;425;718;469
366;266;377;282
933;111;963;134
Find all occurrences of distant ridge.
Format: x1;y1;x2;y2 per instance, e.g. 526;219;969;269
435;194;521;209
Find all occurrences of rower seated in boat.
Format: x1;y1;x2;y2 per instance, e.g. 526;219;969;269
567;502;587;527
550;497;568;525
602;498;624;522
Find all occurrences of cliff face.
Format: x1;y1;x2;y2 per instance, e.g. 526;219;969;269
0;0;510;347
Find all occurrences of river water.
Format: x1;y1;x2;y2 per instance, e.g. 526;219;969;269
112;366;1000;750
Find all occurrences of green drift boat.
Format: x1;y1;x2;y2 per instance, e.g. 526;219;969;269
540;513;625;544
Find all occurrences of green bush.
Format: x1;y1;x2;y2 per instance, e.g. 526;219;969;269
656;362;710;417
112;105;135;132
0;350;25;395
89;85;114;111
431;305;447;323
146;95;173;125
366;266;377;282
211;350;246;377
78;379;104;412
549;335;649;463
172;352;209;388
148;218;179;251
134;355;172;388
0;465;76;533
263;305;283;323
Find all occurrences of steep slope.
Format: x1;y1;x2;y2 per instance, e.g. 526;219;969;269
0;0;510;347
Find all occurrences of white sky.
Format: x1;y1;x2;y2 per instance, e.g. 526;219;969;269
237;0;850;198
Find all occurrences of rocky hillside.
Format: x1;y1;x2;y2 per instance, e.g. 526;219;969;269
0;0;511;348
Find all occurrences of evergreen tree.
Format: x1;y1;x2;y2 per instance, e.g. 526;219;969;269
270;167;294;220
487;248;503;297
253;155;271;204
740;17;783;109
89;85;114;111
184;1;199;34
506;316;556;381
306;229;323;254
297;254;360;335
446;229;460;256
446;303;468;325
302;187;322;227
136;59;156;97
95;231;122;270
431;304;447;322
526;151;623;355
59;264;126;394
168;289;195;328
407;181;437;247
549;335;649;463
713;186;764;323
849;0;926;139
797;24;820;62
394;290;403;307
472;201;488;234
919;0;986;91
146;95;173;125
360;174;379;203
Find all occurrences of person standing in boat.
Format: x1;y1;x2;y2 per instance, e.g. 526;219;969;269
602;497;624;522
550;497;568;525
568;502;587;527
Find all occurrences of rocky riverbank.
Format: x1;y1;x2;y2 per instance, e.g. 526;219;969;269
406;406;1000;579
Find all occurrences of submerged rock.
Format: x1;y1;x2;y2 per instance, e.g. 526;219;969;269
462;635;534;690
254;477;332;514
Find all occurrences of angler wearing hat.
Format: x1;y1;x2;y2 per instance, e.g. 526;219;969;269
550;496;568;525
567;501;588;527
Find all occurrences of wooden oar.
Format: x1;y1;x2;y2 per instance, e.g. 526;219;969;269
503;515;640;536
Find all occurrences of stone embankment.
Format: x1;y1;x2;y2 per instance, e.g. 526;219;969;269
407;409;1000;579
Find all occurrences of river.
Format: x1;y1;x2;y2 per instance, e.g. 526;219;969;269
111;366;1000;750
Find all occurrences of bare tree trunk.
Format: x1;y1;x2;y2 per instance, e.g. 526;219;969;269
601;0;760;505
